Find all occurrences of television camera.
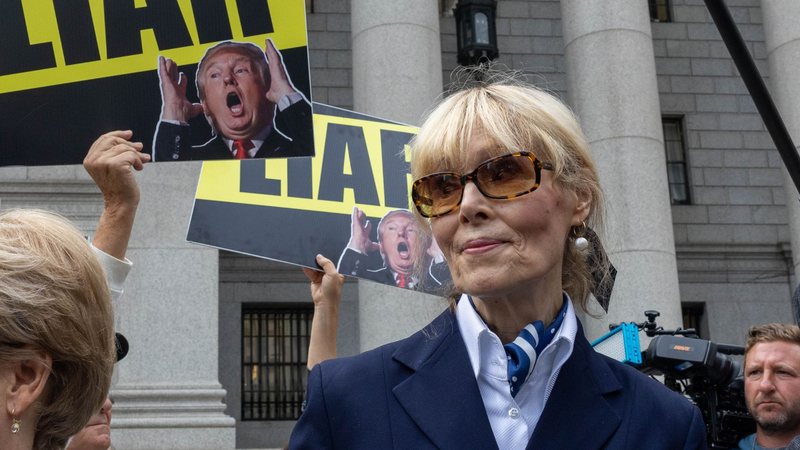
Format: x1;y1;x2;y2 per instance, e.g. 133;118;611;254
592;311;755;449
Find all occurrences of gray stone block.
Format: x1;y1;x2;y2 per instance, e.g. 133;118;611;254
666;40;710;58
306;13;326;31
672;6;711;23
691;59;733;76
749;168;786;187
704;168;749;186
671;76;714;93
714;77;747;95
673;223;689;243
749;6;763;24
661;94;696;112
327;50;352;68
732;224;778;243
652;40;667;58
691;167;705;185
311;87;328;103
696;94;739;113
738;96;759;113
686;113;719;131
709;41;732;58
533;36;563;54
657;75;671;93
328;87;354;108
686;224;735;242
513;53;556;72
739;24;766;42
529;2;561;19
512;18;553;36
718;113;764;131
439;16;456;34
767;150;785;168
498;1;530;18
309;49;326;68
708;205;752;223
671;205;709;223
687;23;721;41
690;148;724;167
752;42;767;60
310;68;350;87
752;205;788;224
314;0;349;14
327;13;351;32
495;18;511;35
498;35;535;54
723;149;767;167
699;131;743;148
651;23;688;40
727;7;752;24
0;166;27;180
742;131;774;149
729;187;774;205
308;31;351;50
656;57;691;75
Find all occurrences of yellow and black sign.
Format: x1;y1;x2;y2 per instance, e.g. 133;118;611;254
0;0;310;166
188;103;452;294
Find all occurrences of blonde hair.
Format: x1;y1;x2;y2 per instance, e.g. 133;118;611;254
0;209;115;450
745;323;800;354
410;77;606;312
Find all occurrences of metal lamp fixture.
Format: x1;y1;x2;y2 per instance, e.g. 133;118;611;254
455;0;499;66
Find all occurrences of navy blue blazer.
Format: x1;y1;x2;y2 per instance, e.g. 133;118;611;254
289;308;707;449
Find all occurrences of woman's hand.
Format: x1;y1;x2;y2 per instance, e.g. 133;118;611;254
304;254;344;369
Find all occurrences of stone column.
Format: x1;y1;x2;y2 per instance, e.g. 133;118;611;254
560;0;683;339
350;0;445;350
111;162;235;449
760;0;800;284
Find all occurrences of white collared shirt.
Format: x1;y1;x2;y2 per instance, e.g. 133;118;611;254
456;293;577;450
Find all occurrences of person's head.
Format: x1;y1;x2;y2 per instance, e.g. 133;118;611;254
195;41;273;140
66;397;113;450
410;77;604;311
377;210;426;276
0;209;115;450
743;323;800;441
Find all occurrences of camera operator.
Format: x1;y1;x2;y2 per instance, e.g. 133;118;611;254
738;323;800;450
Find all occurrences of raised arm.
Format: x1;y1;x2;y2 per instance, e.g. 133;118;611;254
84;130;149;260
303;254;345;370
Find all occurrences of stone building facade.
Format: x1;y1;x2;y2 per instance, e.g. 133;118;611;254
1;0;797;448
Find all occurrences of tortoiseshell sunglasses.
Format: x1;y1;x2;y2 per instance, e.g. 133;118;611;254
411;152;554;218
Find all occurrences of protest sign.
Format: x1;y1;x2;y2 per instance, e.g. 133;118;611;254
0;0;313;166
189;102;451;294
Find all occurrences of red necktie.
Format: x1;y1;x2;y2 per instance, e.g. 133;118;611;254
233;139;254;159
397;274;407;288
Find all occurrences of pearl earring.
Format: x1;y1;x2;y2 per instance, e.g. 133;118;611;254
11;408;21;434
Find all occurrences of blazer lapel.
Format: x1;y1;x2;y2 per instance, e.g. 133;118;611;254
528;326;623;450
392;311;499;450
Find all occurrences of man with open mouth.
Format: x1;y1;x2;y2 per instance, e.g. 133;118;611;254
153;39;313;162
337;208;449;291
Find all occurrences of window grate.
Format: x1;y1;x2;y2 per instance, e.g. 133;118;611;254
241;307;312;421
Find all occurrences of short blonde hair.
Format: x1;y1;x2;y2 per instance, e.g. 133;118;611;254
0;209;115;450
410;79;606;312
745;323;800;354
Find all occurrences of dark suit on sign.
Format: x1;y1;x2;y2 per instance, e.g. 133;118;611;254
289;308;707;450
153;100;313;161
337;248;449;293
